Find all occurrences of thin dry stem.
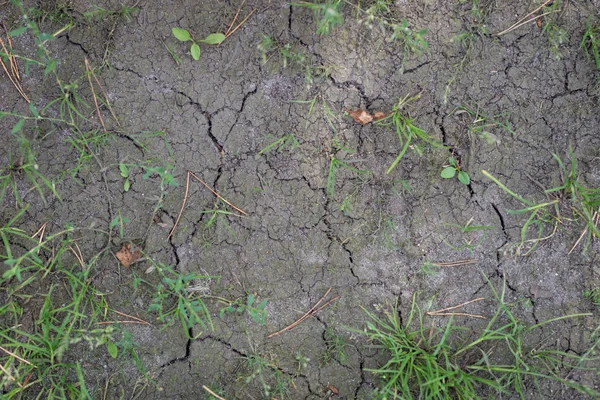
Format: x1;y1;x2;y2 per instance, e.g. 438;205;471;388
69;244;85;268
0;345;34;366
3;22;20;80
497;0;554;35
224;8;256;40
85;58;106;132
268;288;334;338
225;0;246;36
112;309;151;325
91;72;120;125
0;37;29;102
189;171;248;215
428;297;485;315
431;259;477;267
168;170;191;240
569;209;600;254
202;385;227;400
427;312;486;319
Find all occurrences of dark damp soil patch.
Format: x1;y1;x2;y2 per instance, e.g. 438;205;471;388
1;0;600;398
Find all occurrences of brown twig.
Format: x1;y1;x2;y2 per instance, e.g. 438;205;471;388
203;385;227;400
69;244;86;268
268;288;338;338
427;312;486;319
169;170;248;239
0;345;34;366
225;0;246;37
3;22;20;81
0;37;29;103
224;8;255;40
497;0;554;36
85;58;106;132
430;259;477;267
427;297;485;315
189;171;248;215
91;71;120;125
168;170;191;240
569;209;600;255
111;309;151;325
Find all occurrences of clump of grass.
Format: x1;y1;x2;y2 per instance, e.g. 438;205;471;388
375;94;444;174
139;262;217;339
358;282;599;399
0;210;117;398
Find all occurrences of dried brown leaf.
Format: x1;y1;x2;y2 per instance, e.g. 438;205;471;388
373;111;386;120
347;109;373;125
116;242;142;267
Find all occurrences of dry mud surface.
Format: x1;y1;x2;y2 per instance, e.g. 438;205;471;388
1;0;600;399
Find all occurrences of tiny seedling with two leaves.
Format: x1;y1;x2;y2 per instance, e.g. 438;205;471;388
441;156;470;185
171;28;225;60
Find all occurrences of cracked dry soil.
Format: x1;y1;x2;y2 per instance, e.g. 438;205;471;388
1;0;600;399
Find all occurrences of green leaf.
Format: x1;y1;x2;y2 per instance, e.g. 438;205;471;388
123;179;130;192
29;102;39;118
190;43;200;60
257;299;268;310
9;26;28;37
11;119;24;133
458;171;470;185
119;163;129;178
172;27;191;42
247;293;255;307
203;33;226;45
448;157;457;167
441;166;456;179
107;341;118;358
109;217;120;228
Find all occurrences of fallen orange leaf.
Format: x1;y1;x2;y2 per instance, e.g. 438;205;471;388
373;111;386;120
115;242;142;267
347;109;373;125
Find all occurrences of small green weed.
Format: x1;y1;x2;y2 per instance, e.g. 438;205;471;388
258;133;300;157
442;218;493;255
420;261;440;277
452;105;515;144
580;20;600;79
327;154;371;198
388;19;428;72
0;132;60;207
375;94;444;174
481;169;559;255
144;263;217;339
321;326;350;365
292;1;344;36
241;352;291;399
219;293;269;325
109;211;129;239
82;4;138;22
541;0;568;59
440;156;470;185
357;282;599;399
171;27;225;61
583;287;600;308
